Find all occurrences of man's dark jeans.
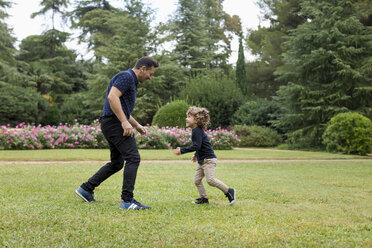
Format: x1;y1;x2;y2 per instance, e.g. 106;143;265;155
81;116;140;201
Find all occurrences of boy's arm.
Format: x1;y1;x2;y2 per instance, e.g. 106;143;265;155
174;129;202;155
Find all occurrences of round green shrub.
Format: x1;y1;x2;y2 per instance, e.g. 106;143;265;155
234;125;283;147
152;100;189;128
322;112;372;155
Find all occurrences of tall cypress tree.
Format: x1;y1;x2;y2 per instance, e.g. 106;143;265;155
275;0;372;148
236;36;247;95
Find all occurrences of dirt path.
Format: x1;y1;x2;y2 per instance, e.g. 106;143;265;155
0;159;371;165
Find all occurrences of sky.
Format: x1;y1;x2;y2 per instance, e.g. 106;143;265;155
6;0;266;63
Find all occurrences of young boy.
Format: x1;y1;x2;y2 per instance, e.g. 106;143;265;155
174;106;236;205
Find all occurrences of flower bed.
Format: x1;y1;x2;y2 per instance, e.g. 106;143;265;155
0;121;106;150
0;122;240;150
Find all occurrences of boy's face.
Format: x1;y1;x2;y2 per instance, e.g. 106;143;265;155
186;114;198;129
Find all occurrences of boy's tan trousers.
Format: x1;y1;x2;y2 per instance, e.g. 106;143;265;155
194;158;229;198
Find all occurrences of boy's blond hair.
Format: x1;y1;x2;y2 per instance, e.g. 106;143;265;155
186;106;210;130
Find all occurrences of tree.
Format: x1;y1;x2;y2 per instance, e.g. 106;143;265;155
83;0;155;117
0;0;27;87
101;0;154;72
69;0;114;61
274;0;372;148
0;84;48;125
17;32;86;99
245;0;305;98
200;0;241;70
170;0;209;76
236;36;247;95
31;0;69;58
31;0;69;29
164;0;241;77
0;0;15;66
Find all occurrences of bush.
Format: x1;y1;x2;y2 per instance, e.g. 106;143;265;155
152;100;189;128
234;125;283;147
232;98;285;133
322;112;372;155
0;120;106;150
0;85;47;125
137;126;239;150
60;93;97;125
136;127;169;149
179;73;245;128
41;105;62;126
0;124;239;150
206;127;240;150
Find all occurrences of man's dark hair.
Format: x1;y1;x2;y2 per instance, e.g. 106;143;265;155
134;56;159;70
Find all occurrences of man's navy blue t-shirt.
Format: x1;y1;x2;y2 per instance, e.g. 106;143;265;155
101;69;138;119
180;127;216;163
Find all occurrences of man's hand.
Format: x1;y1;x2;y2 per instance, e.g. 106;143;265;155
135;124;147;137
191;155;197;163
121;121;134;136
174;147;181;155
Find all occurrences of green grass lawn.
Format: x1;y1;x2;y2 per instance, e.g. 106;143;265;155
0;148;369;161
1;153;371;247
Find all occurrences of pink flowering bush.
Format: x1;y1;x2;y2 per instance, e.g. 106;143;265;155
0;122;239;150
0;120;106;150
136;126;239;150
136;126;193;149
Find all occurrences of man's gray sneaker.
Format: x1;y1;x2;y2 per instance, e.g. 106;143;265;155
75;187;96;202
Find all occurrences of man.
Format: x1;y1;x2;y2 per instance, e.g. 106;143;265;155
76;56;159;210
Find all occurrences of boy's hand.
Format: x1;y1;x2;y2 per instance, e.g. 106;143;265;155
174;147;181;155
191;155;197;163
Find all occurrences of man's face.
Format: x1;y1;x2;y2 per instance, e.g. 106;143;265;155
138;66;155;83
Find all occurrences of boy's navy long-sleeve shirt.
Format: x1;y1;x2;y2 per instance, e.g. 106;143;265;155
180;127;216;163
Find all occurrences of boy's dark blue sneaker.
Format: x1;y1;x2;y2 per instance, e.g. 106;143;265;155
75;187;96;202
119;199;150;210
225;188;236;205
193;197;209;204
